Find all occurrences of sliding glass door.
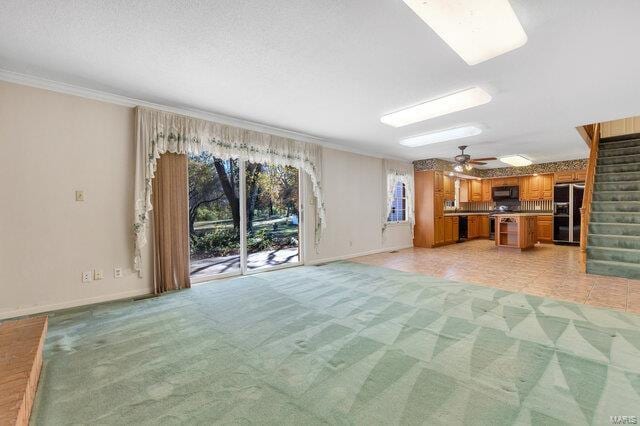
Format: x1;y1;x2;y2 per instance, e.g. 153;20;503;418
188;156;301;281
188;154;241;279
245;162;300;271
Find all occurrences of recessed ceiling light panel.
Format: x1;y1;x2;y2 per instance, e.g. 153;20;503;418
399;126;482;147
499;155;532;167
381;87;491;127
402;0;528;65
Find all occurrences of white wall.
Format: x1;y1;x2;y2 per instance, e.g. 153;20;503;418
0;81;153;319
0;81;412;319
303;148;412;264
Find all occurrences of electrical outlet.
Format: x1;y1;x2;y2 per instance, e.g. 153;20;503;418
75;190;85;202
93;269;104;280
82;271;92;283
114;267;123;278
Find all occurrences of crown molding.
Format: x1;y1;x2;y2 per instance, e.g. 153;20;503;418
0;68;407;162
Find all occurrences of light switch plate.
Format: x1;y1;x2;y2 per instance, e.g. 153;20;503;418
94;269;104;280
114;267;123;278
82;271;92;283
75;190;85;202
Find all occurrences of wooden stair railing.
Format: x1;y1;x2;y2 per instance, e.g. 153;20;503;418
580;122;601;272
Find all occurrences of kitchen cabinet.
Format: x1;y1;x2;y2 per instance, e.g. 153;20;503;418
536;216;553;243
452;217;459;241
495;214;537;250
481;179;492;202
470;179;482;202
555;170;587;183
414;170;448;248
521;174;553;201
435;171;444;193
541;174;553;199
479;216;490;238
443;216;461;244
492;177;519;187
443;175;455;201
459;179;470;203
435;216;444;244
468;216;479;239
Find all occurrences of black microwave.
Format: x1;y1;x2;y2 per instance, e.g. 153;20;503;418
492;186;519;201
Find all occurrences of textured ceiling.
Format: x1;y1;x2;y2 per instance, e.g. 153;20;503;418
1;0;639;164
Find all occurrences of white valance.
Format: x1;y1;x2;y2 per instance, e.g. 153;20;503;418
133;107;326;272
382;159;414;234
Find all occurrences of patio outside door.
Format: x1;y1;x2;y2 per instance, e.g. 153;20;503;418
188;155;301;282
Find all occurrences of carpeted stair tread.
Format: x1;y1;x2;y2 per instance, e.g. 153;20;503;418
595;171;640;182
598;145;640;157
591;212;640;223
592;191;640;202
587;246;640;263
586;259;640;280
598;154;640;166
599;138;640;149
597;162;640;174
589;234;640;250
594;181;640;191
591;201;640;213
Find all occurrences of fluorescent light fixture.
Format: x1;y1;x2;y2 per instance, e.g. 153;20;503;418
499;155;532;167
399;125;482;147
402;0;528;65
381;88;491;127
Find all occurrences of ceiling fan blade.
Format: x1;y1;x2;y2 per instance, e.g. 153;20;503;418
471;157;497;161
469;161;487;165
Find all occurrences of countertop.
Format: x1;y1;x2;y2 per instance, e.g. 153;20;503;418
444;211;553;217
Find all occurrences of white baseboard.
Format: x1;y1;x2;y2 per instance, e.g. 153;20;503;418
0;288;151;321
305;244;413;266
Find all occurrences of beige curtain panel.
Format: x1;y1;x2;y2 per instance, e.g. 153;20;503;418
152;153;190;294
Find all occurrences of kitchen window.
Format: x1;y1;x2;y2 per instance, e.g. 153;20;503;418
388;182;407;222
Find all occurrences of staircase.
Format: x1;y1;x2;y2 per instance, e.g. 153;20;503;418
587;136;640;279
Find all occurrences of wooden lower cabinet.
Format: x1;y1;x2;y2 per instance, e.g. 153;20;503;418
435;216;444;245
452;217;459;241
536;215;553;243
443;216;460;244
479;216;490;238
468;216;478;239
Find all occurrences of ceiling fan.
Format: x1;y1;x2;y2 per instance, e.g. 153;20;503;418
452;145;496;172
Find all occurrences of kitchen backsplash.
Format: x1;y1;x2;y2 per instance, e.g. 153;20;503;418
451;199;553;212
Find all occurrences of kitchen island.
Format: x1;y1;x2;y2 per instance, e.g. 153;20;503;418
493;213;538;250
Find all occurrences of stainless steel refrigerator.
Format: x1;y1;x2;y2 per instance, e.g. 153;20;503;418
553;183;585;244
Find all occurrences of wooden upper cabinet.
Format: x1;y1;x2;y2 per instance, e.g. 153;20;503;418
555;170;587;183
519;176;530;200
459;179;470;203
470;179;482;202
443;175;455;201
541;174;553;199
434;171;444;193
528;175;541;199
481;179;492;202
492;177;519;187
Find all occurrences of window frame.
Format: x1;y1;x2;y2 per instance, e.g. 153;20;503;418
387;181;408;224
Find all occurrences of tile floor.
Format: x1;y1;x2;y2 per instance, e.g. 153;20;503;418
352;240;640;314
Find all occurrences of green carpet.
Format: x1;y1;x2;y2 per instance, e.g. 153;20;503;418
31;262;640;425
